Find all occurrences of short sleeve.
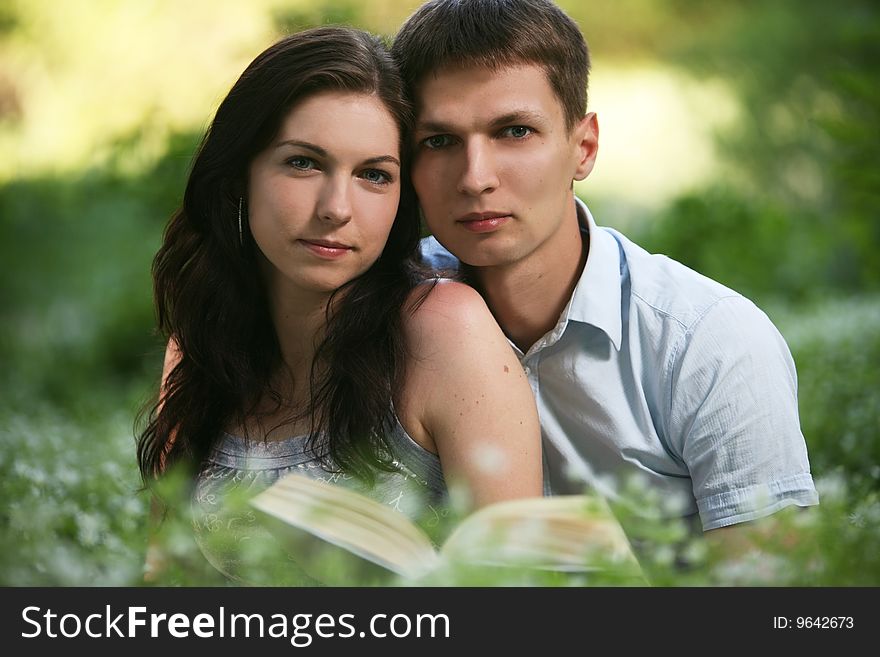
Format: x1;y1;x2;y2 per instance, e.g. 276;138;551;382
666;296;819;530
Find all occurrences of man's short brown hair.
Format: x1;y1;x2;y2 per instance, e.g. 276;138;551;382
392;0;590;130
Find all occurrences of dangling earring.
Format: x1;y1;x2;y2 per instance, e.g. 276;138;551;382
238;197;244;246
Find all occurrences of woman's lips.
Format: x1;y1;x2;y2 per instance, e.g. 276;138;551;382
298;239;354;259
457;213;512;233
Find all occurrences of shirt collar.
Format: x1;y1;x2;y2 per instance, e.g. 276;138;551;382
567;197;623;351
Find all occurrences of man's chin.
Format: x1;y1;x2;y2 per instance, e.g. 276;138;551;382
430;232;520;269
456;249;516;269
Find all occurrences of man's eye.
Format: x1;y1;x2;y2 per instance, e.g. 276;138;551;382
422;135;453;149
502;126;532;139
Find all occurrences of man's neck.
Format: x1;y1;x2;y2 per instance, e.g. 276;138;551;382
472;208;588;354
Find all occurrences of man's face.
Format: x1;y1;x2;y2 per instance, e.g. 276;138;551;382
412;63;596;268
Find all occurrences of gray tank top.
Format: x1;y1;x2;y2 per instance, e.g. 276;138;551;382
191;416;446;585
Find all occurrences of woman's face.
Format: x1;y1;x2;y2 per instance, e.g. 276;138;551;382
248;91;401;300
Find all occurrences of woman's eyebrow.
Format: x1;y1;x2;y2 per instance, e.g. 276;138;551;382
275;139;326;155
275;140;399;167
362;155;400;167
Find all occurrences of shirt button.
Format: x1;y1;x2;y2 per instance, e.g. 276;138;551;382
524;366;532;376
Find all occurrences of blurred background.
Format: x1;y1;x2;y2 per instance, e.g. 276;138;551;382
1;0;878;585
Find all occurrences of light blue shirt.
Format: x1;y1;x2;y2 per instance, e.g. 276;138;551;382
420;198;818;530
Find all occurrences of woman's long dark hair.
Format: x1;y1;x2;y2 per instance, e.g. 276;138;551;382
137;27;426;486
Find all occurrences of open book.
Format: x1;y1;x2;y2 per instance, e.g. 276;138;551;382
250;474;644;584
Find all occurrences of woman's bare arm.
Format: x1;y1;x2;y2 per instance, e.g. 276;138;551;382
397;281;543;509
143;338;182;582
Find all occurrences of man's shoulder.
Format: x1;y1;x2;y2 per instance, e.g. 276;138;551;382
608;227;750;332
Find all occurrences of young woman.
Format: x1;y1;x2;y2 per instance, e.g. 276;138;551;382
137;26;542;584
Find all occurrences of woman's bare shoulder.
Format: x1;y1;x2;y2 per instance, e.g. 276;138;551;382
399;282;542;507
404;279;498;344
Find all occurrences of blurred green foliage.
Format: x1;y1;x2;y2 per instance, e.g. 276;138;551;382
0;129;201;410
272;0;365;32
640;0;880;296
0;130;202;585
772;296;880;497
1;0;878;586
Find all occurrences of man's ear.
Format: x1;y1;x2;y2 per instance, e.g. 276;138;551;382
572;112;599;181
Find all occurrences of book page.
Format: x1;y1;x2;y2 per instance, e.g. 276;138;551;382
250;474;443;580
439;495;641;574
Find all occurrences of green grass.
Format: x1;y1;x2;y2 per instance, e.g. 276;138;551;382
2;295;877;586
0;402;148;585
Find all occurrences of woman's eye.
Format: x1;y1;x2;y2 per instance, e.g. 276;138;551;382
361;169;392;185
502;126;532;139
422;135;453;149
287;156;315;170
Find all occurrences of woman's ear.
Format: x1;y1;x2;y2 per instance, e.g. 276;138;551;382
572;112;599;182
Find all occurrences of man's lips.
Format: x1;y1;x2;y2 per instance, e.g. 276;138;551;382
298;239;354;258
456;212;512;233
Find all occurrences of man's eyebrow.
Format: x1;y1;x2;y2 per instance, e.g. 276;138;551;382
275;140;399;167
414;120;455;134
488;110;546;128
415;110;548;133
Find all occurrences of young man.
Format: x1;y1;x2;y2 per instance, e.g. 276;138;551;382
392;0;818;537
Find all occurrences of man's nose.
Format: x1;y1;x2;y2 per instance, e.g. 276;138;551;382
457;140;499;196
